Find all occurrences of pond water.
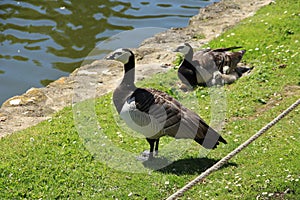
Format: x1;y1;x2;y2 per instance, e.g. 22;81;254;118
0;0;219;105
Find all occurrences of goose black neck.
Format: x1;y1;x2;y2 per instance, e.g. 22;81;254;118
121;52;135;87
186;48;193;62
113;53;136;113
183;59;195;70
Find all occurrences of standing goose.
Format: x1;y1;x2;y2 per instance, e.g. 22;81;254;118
175;43;246;86
106;48;227;160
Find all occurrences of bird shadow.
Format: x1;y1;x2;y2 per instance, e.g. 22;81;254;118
143;157;237;175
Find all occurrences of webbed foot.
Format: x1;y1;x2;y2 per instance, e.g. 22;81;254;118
136;150;158;161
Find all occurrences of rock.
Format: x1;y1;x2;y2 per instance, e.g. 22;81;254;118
2;88;47;107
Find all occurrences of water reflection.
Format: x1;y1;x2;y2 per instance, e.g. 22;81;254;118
0;0;219;104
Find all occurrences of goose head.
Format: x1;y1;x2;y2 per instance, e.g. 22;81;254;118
106;48;135;72
174;43;193;62
106;48;136;88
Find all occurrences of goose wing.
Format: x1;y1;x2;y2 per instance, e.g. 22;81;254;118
193;52;218;80
211;46;243;52
128;88;181;139
119;88;166;139
130;88;226;148
192;46;242;61
179;107;227;149
120;88;181;139
209;49;246;73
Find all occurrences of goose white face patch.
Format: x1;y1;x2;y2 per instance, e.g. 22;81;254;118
175;44;192;57
180;45;192;56
105;48;131;64
113;49;131;64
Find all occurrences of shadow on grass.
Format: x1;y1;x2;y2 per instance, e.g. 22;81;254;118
143;157;237;175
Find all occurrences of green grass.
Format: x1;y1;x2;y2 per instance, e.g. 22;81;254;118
1;0;300;199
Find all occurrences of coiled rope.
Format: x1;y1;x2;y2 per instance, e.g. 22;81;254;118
166;98;300;200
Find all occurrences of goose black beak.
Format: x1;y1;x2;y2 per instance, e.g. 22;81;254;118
105;54;116;60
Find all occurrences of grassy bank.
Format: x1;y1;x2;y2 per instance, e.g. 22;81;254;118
1;0;299;199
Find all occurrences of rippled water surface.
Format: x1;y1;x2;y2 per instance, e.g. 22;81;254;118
0;0;219;104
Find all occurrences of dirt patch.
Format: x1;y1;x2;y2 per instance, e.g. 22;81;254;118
255;85;300;114
230;85;300;122
0;0;273;137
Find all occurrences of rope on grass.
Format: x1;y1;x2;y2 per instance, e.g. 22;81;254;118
166;98;300;200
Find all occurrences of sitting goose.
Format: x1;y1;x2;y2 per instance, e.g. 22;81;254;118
175;43;246;86
174;44;213;87
106;48;227;160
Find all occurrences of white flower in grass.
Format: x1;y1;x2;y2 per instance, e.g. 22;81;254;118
291;52;298;58
290;136;296;140
265;179;270;184
266;45;273;49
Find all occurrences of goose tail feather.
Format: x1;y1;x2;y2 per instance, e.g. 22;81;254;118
212;46;243;52
195;127;227;149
